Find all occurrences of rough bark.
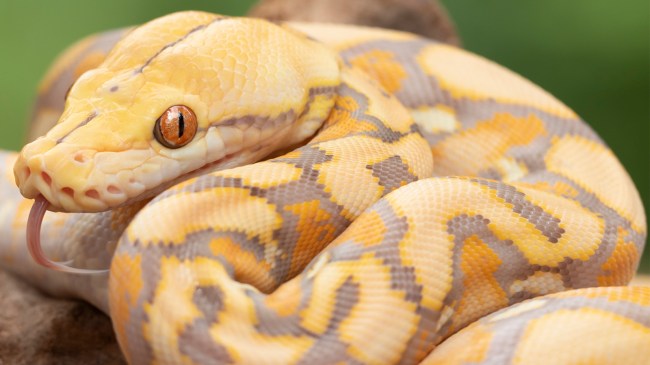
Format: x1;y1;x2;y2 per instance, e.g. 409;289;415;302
0;270;126;365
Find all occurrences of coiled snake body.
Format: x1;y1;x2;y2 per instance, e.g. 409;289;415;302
0;11;647;364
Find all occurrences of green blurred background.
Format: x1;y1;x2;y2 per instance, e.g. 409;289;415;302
0;1;648;271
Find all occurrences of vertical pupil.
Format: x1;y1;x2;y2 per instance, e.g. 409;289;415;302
177;112;185;138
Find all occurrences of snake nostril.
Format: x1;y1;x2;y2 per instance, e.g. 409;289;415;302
107;185;122;195
85;189;100;200
61;187;74;198
74;153;87;164
24;167;31;180
41;172;52;186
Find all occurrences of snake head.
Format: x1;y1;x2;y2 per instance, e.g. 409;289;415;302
14;11;340;212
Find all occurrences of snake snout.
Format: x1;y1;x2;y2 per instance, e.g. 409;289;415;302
14;155;49;201
14;148;115;212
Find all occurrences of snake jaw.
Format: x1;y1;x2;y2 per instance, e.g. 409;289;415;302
26;194;109;274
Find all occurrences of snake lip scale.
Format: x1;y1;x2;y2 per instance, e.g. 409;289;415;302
0;10;646;365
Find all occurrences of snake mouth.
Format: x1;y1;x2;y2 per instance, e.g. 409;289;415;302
14;150;147;213
26;194;109;274
14;136;250;213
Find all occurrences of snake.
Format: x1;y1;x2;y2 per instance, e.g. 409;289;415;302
0;11;647;364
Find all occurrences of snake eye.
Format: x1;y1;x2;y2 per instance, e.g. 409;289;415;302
154;105;198;149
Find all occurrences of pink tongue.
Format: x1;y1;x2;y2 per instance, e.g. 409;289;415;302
26;195;108;275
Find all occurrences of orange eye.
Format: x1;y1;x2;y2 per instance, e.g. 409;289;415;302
154;105;198;148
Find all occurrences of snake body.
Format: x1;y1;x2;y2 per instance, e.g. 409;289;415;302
0;11;647;364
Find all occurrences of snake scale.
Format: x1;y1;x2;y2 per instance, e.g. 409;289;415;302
0;11;648;364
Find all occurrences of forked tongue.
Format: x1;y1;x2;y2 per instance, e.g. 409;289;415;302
27;195;108;275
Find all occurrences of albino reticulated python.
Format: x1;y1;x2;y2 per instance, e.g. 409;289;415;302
0;10;648;364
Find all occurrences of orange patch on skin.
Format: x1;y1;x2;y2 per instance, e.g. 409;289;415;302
432;113;547;177
312;96;360;142
314;94;381;143
109;253;144;354
339;209;387;248
283;200;338;275
453;234;507;333
329;93;359;114
598;226;639;286
349;50;407;93
209;236;272;288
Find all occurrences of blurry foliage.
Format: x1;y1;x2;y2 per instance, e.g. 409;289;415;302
0;0;648;270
